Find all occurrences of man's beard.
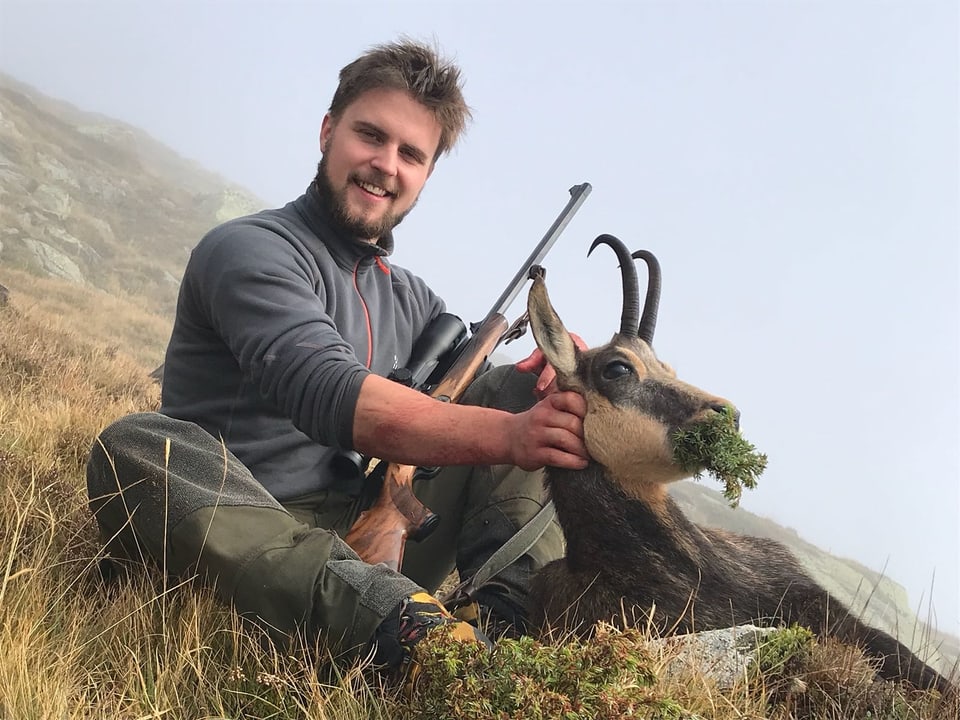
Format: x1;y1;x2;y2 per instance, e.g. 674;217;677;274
312;156;416;242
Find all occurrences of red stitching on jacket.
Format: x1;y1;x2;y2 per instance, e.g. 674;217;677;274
353;260;373;367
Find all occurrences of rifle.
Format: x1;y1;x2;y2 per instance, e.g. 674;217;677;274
343;183;592;571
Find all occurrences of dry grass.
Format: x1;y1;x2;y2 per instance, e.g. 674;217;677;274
0;274;394;718
1;271;956;719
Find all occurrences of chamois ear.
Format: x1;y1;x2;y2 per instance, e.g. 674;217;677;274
527;270;578;378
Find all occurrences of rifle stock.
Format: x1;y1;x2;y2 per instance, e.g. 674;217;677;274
343;183;591;571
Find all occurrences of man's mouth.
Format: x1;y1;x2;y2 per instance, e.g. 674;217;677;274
355;179;394;198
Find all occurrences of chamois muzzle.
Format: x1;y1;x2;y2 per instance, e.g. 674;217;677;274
710;402;741;429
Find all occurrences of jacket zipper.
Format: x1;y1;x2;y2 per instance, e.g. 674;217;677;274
353;256;390;368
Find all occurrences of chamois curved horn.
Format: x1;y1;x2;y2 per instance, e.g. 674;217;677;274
588;234;639;337
632;250;661;344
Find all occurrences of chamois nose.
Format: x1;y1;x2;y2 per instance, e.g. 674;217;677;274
710;403;741;429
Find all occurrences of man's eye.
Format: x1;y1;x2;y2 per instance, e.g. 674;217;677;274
601;361;633;380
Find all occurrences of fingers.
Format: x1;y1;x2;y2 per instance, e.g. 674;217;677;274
510;392;590;471
515;350;561;400
534;367;556;398
539;428;589;470
546;389;587;418
514;347;546;374
540;447;590;471
518;334;589;398
569;332;589;352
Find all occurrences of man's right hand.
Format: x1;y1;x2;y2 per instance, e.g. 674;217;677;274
507;390;589;471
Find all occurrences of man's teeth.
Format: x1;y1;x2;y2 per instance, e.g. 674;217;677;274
358;180;388;197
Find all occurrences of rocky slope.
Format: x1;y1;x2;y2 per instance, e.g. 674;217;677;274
0;72;264;316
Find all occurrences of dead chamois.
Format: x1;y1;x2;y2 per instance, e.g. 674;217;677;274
525;234;955;695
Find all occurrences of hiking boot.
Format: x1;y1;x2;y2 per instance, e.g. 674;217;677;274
471;585;531;640
369;591;492;688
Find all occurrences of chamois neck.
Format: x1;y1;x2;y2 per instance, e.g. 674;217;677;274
545;462;700;570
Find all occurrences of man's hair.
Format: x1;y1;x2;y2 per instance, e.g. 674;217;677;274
329;38;472;158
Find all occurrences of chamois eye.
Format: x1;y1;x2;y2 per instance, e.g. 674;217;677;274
601;360;634;380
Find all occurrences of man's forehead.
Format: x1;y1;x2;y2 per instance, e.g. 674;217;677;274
339;87;432;124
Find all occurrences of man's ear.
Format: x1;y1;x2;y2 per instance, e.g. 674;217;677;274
319;113;334;153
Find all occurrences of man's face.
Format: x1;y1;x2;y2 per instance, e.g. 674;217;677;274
317;87;442;242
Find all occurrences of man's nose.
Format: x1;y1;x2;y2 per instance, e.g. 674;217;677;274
370;145;399;176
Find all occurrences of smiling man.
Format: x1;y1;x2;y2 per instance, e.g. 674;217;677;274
317;86;439;240
85;39;588;678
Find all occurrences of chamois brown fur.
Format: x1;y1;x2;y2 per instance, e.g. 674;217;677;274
525;237;956;696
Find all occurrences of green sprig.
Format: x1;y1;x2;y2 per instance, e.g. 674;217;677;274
671;406;767;507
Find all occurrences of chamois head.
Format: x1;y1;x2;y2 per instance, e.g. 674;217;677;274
528;235;738;496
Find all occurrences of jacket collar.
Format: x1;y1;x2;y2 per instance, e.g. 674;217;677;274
294;184;395;270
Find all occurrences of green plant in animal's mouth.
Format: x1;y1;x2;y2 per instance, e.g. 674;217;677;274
671;406;767;507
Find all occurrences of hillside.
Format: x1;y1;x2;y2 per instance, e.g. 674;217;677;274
671;482;959;673
0;71;264;317
0;72;955;678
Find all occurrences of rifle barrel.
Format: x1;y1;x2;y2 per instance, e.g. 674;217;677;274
482;182;592;322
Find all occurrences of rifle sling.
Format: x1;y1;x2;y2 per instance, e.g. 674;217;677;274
442;499;556;608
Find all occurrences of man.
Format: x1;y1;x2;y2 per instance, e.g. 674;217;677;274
86;39;588;675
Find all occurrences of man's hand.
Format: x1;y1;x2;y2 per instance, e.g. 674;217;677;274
506;390;589;471
515;332;588;399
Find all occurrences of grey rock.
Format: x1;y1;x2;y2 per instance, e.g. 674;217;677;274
37;153;79;187
0;166;29;195
216;187;262;222
656;624;776;690
0;108;24;140
82;215;116;246
46;225;83;250
31;183;72;220
21;237;85;283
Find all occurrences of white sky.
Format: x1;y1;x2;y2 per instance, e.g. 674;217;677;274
2;0;957;637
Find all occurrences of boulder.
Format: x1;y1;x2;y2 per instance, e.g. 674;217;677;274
656;624;776;690
21;237;85;283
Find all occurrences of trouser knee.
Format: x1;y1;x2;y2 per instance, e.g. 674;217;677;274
461;363;539;413
85;411;281;566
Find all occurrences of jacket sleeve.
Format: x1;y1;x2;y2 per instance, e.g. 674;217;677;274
185;221;368;448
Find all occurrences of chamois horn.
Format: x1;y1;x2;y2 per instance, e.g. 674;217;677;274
632;249;661;344
588;234;639;337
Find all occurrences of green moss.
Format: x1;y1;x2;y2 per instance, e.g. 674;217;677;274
405;624;688;720
753;625;815;678
671;406;767;507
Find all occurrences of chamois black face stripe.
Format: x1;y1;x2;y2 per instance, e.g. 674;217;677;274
597;376;701;429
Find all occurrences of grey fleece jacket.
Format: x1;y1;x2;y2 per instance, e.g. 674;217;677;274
160;186;446;500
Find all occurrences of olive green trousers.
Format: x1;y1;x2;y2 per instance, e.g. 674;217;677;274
86;366;563;661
